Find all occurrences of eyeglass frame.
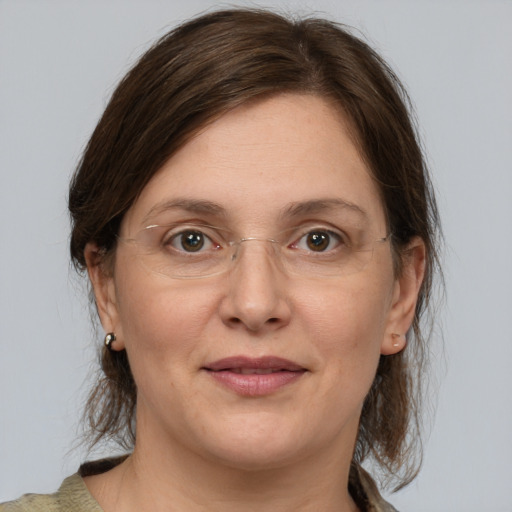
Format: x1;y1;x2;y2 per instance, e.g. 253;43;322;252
117;223;393;280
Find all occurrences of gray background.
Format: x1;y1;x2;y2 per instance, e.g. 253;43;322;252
1;1;511;510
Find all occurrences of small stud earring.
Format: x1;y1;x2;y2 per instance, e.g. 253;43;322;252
391;333;403;348
104;332;116;351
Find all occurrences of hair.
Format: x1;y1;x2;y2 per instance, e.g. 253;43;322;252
69;8;441;491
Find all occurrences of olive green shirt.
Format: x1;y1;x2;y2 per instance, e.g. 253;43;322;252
1;458;398;512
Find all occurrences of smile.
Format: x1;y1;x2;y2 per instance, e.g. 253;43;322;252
203;356;307;396
229;368;286;375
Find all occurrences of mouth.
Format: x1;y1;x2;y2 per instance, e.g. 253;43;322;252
228;368;291;375
202;356;307;397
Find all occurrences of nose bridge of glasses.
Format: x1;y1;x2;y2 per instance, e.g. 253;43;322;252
229;236;281;263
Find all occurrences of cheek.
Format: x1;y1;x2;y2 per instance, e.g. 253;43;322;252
113;261;217;372
297;278;391;344
115;279;221;421
294;277;393;382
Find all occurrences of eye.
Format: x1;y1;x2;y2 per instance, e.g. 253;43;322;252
293;229;344;252
167;229;217;253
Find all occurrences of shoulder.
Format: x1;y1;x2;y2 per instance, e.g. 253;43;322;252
0;474;103;512
0;457;128;512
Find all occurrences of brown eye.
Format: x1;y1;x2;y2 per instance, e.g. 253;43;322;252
306;232;330;251
172;231;206;252
292;229;343;253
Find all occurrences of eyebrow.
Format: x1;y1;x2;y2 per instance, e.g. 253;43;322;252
142;198;226;225
280;198;368;220
142;197;368;225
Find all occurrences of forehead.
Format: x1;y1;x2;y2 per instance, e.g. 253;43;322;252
123;94;386;231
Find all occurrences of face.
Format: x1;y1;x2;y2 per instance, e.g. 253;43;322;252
89;94;420;471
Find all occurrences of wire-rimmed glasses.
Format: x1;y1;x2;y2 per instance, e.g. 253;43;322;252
118;223;391;280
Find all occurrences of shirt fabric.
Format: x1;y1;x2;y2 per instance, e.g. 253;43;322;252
0;457;398;512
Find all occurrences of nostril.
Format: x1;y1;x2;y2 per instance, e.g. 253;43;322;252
268;318;279;323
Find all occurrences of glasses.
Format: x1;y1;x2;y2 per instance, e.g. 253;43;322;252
118;223;391;280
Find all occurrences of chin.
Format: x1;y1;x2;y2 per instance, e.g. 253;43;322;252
192;412;317;471
207;441;303;472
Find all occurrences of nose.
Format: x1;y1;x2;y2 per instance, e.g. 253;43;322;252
218;239;292;333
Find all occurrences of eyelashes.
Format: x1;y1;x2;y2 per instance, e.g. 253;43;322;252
290;229;345;253
160;225;348;255
166;229;219;253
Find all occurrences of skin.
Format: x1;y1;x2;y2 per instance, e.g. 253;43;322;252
85;93;425;512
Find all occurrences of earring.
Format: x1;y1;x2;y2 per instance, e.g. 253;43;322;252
391;333;404;348
104;332;116;351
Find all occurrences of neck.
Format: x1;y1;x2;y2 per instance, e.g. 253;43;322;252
85;410;361;512
124;445;358;512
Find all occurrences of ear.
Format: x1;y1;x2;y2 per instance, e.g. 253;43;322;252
381;237;426;355
84;243;125;351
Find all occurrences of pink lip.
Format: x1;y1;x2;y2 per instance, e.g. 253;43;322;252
203;356;307;397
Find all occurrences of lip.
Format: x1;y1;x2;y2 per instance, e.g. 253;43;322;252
203;356;307;397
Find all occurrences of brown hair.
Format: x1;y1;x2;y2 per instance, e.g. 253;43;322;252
69;8;441;490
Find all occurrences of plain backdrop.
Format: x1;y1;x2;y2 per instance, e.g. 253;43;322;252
1;1;511;510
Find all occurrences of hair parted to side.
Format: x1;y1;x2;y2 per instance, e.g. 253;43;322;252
69;8;442;490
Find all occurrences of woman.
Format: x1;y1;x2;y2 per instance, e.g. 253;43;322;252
1;8;440;512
